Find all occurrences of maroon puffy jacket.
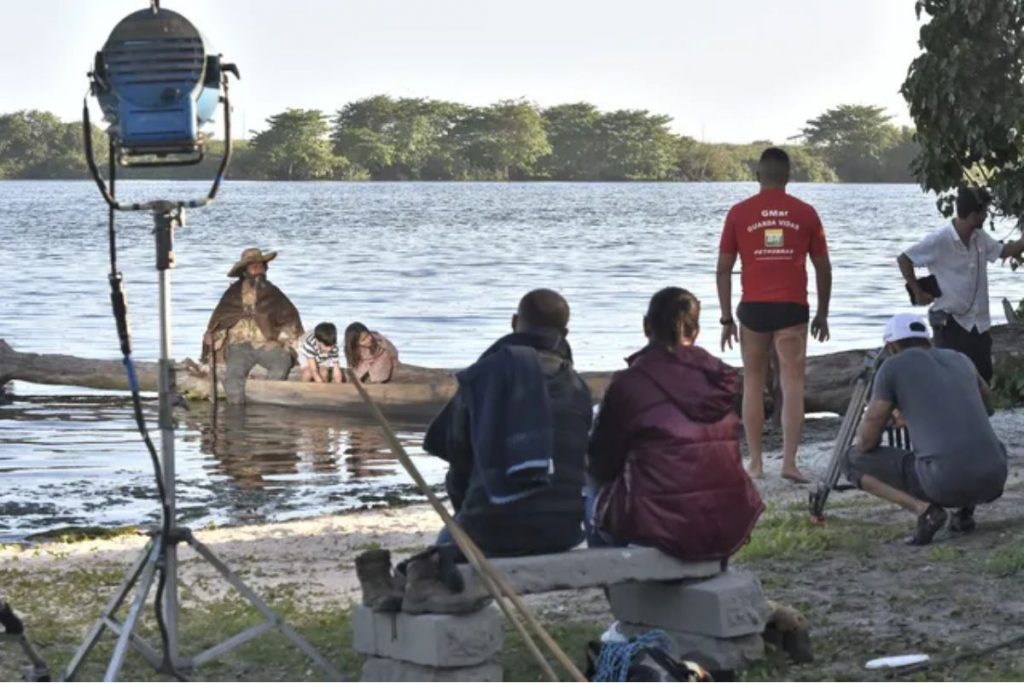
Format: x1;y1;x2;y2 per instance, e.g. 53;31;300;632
589;344;763;561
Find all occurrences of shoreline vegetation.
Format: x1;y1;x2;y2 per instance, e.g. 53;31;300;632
0;99;916;183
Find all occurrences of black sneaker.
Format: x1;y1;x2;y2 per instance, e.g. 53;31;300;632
907;504;948;546
949;506;976;533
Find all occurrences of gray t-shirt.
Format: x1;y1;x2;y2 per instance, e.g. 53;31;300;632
872;347;1007;506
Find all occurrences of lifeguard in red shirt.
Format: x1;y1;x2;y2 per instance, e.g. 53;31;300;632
716;147;832;483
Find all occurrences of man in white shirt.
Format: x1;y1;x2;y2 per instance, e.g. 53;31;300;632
898;187;1024;382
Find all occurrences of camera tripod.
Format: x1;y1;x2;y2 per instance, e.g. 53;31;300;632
62;207;342;682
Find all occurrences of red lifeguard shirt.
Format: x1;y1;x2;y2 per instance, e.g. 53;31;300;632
719;188;828;306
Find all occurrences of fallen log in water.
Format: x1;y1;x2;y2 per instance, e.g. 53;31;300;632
0;339;464;397
0;338;209;397
800;323;1024;413
4;326;1023;416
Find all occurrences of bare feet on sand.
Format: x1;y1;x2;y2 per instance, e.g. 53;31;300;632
747;463;765;480
781;468;811;484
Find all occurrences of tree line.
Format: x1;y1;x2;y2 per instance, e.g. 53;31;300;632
0;100;916;183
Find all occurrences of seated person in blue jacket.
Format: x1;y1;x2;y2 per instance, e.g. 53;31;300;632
423;288;593;558
845;313;1007;546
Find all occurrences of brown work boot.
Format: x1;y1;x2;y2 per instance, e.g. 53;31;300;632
401;551;491;615
355;549;403;613
764;600;814;663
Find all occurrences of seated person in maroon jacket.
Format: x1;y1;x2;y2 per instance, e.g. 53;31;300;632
587;287;764;561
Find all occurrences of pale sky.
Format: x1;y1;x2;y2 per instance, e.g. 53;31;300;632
0;0;922;143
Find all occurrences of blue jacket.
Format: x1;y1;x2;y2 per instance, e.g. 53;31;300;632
424;330;592;556
457;342;554;504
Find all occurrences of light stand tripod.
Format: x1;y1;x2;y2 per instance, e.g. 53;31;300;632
62;206;342;682
68;11;343;674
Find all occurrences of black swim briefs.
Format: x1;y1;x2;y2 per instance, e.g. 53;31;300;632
736;302;810;333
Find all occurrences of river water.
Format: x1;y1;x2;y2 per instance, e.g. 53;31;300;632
2;181;1019;540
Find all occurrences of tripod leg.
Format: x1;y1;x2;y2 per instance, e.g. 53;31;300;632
811;370;872;518
102;621;163;671
18;634;51;681
103;541;162;682
185;534;343;680
62;539;154;681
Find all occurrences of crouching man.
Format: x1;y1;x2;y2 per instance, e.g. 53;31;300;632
845;313;1007;545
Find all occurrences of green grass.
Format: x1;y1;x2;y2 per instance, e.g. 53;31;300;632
741;648;796;681
938;654;1024;682
0;565;360;682
503;619;600;681
353;540;383;552
743;628;1024;682
24;525;142;544
735;509;902;562
783;494;878;513
990;356;1024;408
929;545;965;563
986;546;1024;577
7;503;1024;681
0;559;603;682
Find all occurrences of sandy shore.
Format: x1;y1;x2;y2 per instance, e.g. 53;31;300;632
0;416;879;608
3;504;444;607
4;408;1024;680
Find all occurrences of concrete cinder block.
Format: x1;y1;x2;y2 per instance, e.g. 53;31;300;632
352;604;504;667
459;547;722;595
360;656;502;682
351;605;378;655
608;569;771;638
620;623;765;672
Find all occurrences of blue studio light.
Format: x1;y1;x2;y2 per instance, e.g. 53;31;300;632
89;3;232;163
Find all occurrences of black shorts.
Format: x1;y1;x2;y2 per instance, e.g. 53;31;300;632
737;302;810;333
842;446;931;502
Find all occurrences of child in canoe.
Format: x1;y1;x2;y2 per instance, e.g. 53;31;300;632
344;322;399;383
299;322;343;383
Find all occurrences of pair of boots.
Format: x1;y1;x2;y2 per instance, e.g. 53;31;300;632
355;547;490;614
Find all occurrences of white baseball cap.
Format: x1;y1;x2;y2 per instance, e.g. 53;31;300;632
883;313;931;344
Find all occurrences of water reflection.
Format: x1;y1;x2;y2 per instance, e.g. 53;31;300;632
1;383;447;540
185;402;432;488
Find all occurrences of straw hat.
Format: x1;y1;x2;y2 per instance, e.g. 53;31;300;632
228;247;277;278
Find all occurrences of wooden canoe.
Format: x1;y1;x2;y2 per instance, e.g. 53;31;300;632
0;339;614;419
243;371;615;419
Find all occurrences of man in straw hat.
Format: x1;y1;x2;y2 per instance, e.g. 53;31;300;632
844;313;1006;546
201;247;304;403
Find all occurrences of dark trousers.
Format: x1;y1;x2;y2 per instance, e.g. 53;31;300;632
934;318;993;382
224;342;294;403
